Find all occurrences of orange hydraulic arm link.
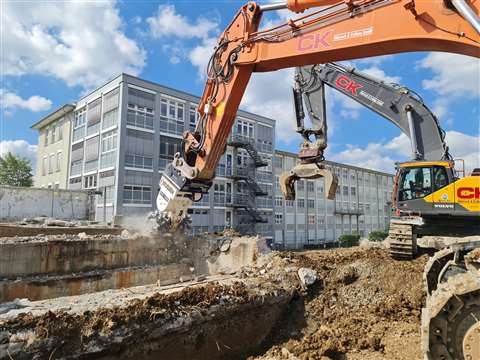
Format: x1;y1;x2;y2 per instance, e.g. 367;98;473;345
156;0;479;228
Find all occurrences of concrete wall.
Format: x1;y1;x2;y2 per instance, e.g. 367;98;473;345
0;185;91;221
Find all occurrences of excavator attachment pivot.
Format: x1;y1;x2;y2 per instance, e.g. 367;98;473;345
279;162;338;200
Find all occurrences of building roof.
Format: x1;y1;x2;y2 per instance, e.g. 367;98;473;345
274;149;395;177
31;104;76;130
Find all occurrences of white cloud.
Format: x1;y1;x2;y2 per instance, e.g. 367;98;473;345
188;37;218;77
3;1;145;89
241;69;296;144
418;53;479;123
360;66;401;84
147;4;219;72
444;131;480;174
330;131;480;173
418;53;479;97
0;140;38;171
1;90;52;112
147;5;218;40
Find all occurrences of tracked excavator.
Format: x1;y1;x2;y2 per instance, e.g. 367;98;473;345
287;62;480;359
286;62;480;258
153;0;480;358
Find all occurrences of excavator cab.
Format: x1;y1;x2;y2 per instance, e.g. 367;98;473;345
393;161;456;215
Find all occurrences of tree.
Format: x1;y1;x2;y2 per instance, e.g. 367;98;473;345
0;152;34;187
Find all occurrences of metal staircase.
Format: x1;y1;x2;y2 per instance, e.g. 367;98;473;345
226;133;270;231
228;135;267;167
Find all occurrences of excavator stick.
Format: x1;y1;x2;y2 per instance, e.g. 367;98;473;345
280;162;338;200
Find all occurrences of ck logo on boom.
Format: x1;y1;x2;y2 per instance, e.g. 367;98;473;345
297;31;333;51
457;187;480;199
335;75;363;96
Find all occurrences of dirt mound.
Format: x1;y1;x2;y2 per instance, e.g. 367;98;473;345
251;247;427;360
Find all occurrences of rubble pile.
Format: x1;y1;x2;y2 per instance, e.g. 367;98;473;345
0;236;428;360
252;247;428;360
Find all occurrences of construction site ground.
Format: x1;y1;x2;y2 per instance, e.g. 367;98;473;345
0;232;428;360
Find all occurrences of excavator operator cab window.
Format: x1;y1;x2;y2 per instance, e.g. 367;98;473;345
433;166;449;190
399;167;432;201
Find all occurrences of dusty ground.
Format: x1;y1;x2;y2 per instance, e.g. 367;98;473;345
0;240;428;360
251;246;428;360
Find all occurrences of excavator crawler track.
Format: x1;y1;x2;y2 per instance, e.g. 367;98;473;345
422;272;480;360
388;223;417;260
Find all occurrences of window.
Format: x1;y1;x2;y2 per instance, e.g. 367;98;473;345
214;183;225;205
275;213;283;225
297;198;305;208
69;177;81;185
159;135;183;169
308;215;315;224
307;181;315;192
274;156;283;169
236;119;254;138
308;199;315;208
48;154;55;174
51;125;55;143
56;151;62;172
124;185;151;204
101;130;117;153
71;160;82;176
128;88;154;110
103;108;118;129
44;129;49;146
74;108;86;128
125;154;153;169
83;175;97;189
351;187;356;196
286;200;294;207
127;107;154;130
42;156;47;176
297;181;304;192
57;124;63;141
275;196;283;207
399;167;432;201
160;98;185;135
84;159;98;172
433;166;448;190
343;186;349;196
189;106;198;131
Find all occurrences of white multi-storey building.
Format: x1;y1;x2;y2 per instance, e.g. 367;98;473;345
273;150;394;249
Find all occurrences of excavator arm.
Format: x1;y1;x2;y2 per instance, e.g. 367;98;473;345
280;61;453;199
156;0;480;228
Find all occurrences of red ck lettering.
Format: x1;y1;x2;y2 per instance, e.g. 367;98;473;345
335;75;363;96
457;187;480;199
297;31;333;51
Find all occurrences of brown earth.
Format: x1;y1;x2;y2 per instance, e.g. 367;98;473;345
0;243;428;360
251;247;428;360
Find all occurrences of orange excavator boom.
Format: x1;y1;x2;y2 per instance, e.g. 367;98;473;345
155;0;480;229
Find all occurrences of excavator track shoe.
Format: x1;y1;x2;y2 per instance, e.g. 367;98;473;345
422;272;480;360
388;223;417;260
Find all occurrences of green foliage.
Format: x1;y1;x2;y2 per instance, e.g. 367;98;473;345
339;233;360;247
0;152;34;187
368;230;389;242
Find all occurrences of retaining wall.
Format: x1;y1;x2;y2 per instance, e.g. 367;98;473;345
0;185;92;221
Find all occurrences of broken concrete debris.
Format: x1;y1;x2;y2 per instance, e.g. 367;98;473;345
297;267;317;287
0;231;428;360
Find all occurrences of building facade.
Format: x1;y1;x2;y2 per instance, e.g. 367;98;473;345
66;74;275;237
273;150;394;249
31;104;75;189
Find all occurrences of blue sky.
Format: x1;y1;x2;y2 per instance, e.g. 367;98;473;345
1;0;479;173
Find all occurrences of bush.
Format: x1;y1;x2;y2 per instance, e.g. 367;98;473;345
339;234;360;248
368;230;389;242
